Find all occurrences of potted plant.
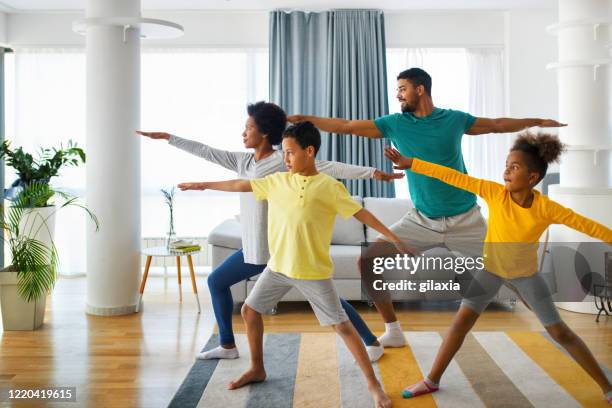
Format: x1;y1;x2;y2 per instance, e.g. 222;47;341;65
0;140;87;245
0;139;85;199
0;140;98;330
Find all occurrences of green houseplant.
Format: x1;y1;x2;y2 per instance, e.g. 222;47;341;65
0;139;85;203
0;140;98;330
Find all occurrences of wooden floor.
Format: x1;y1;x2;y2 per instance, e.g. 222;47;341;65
0;275;610;408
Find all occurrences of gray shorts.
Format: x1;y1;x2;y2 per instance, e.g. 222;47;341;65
245;267;349;326
461;269;562;327
377;204;486;259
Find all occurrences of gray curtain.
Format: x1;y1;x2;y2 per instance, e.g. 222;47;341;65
269;9;394;197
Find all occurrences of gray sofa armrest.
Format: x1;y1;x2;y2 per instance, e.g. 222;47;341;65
208;219;242;250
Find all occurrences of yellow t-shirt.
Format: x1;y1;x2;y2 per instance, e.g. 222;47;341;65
412;158;612;278
250;172;362;280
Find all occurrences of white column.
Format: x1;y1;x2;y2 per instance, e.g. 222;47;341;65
549;0;612;313
85;0;141;315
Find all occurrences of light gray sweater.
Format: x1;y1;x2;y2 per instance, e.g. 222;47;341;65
169;135;375;264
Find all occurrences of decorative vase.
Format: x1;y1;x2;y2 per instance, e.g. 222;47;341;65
166;230;176;249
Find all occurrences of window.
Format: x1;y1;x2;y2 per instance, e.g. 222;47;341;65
140;49;269;239
6;48;269;275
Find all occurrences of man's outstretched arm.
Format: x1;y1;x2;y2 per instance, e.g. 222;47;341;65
288;115;383;139
466;117;567;135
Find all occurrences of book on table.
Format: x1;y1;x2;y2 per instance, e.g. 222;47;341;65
171;245;201;253
168;240;201;252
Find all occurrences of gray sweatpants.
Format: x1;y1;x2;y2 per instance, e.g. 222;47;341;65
377;204;486;259
461;269;562;327
245;268;349;326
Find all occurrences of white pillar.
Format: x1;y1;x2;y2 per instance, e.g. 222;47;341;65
85;0;141;315
549;0;612;313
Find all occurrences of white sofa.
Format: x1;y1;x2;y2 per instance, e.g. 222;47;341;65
207;197;516;306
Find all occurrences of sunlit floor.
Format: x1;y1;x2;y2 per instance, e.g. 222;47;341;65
0;275;610;407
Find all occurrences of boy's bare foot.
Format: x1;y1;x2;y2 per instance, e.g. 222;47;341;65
369;383;392;408
227;367;266;390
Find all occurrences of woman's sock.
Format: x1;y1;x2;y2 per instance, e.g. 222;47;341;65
196;345;239;360
366;344;384;362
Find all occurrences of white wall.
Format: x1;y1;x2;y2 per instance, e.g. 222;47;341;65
145;11;268;47
385;11;505;47
504;9;558;119
0;12;7;46
8;12;83;47
6;10;507;48
7;11;269;47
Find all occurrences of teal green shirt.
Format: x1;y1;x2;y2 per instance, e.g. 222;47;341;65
374;108;477;218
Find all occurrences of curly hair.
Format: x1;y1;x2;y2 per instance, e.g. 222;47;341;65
246;101;287;145
511;131;566;182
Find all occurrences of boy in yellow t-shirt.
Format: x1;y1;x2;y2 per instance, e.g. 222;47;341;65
179;121;411;408
385;132;612;404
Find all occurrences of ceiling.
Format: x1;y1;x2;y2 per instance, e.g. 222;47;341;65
0;0;557;13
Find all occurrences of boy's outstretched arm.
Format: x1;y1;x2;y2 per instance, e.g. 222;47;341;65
353;208;417;255
178;179;252;192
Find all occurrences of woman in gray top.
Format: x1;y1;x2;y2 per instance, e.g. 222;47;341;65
137;101;402;362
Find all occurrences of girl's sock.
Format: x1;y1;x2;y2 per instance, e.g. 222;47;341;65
401;376;439;399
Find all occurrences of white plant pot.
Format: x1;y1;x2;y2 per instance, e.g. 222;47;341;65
0;269;47;330
0;206;57;330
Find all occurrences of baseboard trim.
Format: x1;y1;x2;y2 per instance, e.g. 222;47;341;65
85;303;138;316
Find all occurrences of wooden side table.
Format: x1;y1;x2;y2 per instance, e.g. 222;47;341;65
136;246;202;313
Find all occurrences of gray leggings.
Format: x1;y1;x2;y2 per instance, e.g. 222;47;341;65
461;269;562;327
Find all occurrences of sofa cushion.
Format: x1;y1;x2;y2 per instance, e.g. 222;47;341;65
207;218;242;249
332;196;365;245
247;245;362;280
329;245;363;279
363;197;412;242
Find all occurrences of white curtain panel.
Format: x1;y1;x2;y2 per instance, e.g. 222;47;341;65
462;47;511;184
7;48;268;276
6;48;88;276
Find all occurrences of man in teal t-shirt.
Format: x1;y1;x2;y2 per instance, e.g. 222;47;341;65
288;67;566;348
374;107;477;218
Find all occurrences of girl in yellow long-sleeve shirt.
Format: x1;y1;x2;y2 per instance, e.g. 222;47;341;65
385;132;612;404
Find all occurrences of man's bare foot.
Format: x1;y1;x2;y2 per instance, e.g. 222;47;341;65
227;367;266;390
369;383;392;408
